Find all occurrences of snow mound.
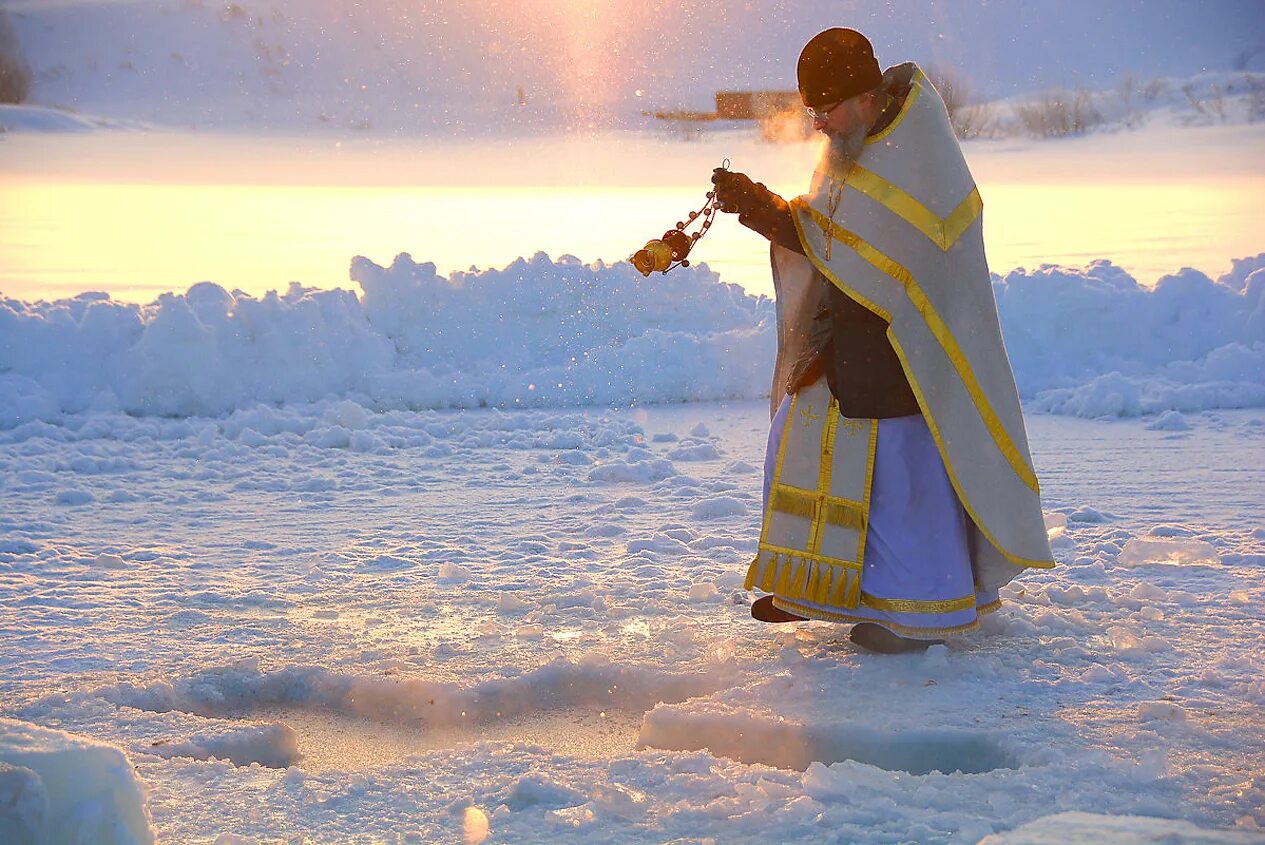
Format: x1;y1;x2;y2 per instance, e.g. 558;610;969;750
2;252;1263;426
0;717;155;845
978;811;1264;844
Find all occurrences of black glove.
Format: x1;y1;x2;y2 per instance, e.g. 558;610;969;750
712;168;802;254
712;169;773;216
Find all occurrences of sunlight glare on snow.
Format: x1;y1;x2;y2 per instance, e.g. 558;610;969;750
1118;536;1222;567
463;806;490;844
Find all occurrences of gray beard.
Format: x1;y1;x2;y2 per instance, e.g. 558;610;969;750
808;122;869;201
823;124;868;178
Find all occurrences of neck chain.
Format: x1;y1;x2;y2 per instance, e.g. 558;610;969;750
822;172;847;260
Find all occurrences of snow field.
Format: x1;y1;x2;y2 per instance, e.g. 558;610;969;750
1;399;1262;842
2;251;1262;430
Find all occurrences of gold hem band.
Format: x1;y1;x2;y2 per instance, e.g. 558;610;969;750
772;595;996;639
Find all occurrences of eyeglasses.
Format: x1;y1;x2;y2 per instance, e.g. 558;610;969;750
804;99;844;122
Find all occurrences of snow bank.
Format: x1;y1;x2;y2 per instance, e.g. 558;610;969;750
997;256;1265;417
0;717;155;845
0;253;773;424
1;252;1262;426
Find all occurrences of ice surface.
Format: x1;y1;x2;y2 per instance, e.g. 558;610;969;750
2;252;1262;427
0;717;155;845
1;401;1261;842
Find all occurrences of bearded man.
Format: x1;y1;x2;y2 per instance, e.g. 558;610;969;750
713;28;1054;653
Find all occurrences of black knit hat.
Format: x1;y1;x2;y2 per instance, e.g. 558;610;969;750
797;28;883;109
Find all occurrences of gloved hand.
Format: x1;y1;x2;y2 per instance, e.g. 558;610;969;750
711;169;774;216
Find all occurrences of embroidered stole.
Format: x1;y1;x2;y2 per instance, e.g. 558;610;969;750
745;378;878;610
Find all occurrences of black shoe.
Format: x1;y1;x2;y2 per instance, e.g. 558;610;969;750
751;595;807;623
849;622;943;654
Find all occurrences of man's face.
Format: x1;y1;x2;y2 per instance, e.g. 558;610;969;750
811;93;873;140
815;93;874;178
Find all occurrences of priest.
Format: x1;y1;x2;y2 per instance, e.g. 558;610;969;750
713;28;1054;653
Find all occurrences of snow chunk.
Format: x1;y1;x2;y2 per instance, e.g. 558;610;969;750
978;810;1261;844
0;761;47;845
667;442;721;461
504;773;585;810
588;458;676;484
0;717;155;845
690;496;747;520
54;489;95;506
1119;536;1221;567
1138;701;1188;722
438;562;472;583
148;722;300;768
687;581;720;602
1147;410;1191;431
496;593;534;613
323;399;369;430
93;554;129;570
1107;626;1171;656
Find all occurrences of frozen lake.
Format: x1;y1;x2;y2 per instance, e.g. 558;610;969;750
3;123;1263;302
1;400;1263;841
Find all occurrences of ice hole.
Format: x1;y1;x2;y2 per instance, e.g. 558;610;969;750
247;705;646;772
639;709;1022;774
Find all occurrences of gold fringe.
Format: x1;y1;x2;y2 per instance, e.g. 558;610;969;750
769;486;866;530
846;575;862;608
830;567;849;606
748;552;863;611
793;559;809;595
811;565;827;605
770;487;816;519
824;501;865;531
